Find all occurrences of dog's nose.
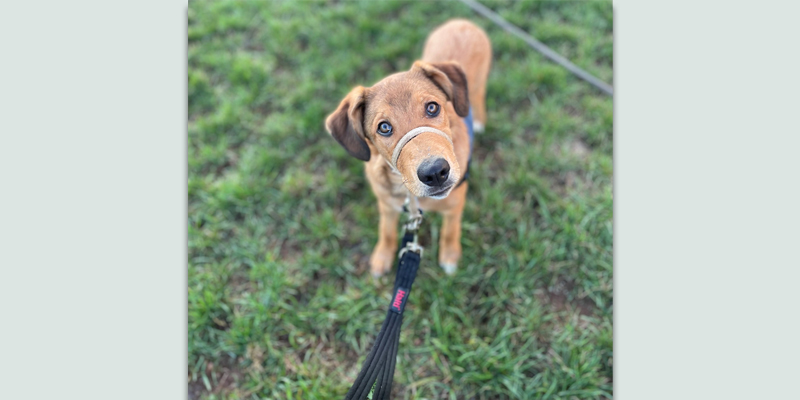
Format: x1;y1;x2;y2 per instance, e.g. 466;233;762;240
417;158;450;187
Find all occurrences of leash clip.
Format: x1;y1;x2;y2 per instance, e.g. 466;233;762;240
403;214;423;233
398;193;424;258
398;236;423;259
402;196;423;233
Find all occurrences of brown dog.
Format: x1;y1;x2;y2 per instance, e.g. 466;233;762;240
325;19;491;277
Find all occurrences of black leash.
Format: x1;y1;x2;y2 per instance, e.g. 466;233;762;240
344;198;424;400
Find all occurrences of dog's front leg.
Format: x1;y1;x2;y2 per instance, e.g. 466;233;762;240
370;200;400;277
439;192;466;275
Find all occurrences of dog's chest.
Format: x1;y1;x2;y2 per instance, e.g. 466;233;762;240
366;163;414;211
384;168;409;198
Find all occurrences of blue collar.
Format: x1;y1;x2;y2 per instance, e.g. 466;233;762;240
456;107;474;187
463;106;474;153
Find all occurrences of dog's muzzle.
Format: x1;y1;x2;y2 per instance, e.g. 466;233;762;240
388;126;454;172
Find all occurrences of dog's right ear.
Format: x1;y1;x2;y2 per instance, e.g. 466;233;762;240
325;86;370;162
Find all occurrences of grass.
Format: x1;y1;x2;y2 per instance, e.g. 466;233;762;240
188;1;612;399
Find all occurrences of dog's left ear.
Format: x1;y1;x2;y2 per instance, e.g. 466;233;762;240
413;61;470;117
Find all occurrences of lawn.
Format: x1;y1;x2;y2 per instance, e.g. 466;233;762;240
188;1;612;399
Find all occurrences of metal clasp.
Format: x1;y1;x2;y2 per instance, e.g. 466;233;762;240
398;194;424;258
403;214;422;233
402;196;423;233
397;233;424;259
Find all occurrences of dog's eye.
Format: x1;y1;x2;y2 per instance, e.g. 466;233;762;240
377;121;393;136
426;102;440;117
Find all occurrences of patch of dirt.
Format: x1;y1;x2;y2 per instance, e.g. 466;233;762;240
569;139;591;159
188;355;243;400
546;139;596;197
537;277;596;318
551;170;583;196
188;378;205;400
277;238;302;264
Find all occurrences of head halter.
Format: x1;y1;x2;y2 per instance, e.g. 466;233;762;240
387;126;454;173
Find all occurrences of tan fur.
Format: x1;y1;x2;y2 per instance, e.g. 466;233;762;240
325;20;492;276
422;19;492;127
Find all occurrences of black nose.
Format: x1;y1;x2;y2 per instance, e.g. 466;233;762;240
417;158;450;187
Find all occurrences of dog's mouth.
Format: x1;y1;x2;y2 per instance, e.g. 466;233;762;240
426;183;455;199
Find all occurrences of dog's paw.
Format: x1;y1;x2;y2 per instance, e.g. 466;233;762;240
440;262;457;276
369;247;396;278
438;242;461;275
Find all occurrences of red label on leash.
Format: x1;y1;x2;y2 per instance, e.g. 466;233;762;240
390;287;409;314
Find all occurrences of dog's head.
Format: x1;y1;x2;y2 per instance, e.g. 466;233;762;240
325;61;469;199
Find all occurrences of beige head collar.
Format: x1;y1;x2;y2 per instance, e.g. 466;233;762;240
386;126;453;173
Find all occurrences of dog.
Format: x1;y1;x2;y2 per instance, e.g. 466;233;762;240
325;19;491;277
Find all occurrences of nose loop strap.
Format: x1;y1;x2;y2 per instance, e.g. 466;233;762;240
389;126;453;172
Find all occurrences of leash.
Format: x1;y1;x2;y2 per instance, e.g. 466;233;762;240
344;196;424;400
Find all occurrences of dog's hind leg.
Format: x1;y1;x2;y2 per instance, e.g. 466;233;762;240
370;200;400;277
471;81;487;133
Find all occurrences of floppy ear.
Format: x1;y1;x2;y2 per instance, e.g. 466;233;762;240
413;61;470;117
325;86;370;161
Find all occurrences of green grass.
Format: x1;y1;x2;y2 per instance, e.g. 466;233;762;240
188;1;612;398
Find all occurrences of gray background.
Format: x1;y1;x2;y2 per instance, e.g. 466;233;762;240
1;1;798;399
